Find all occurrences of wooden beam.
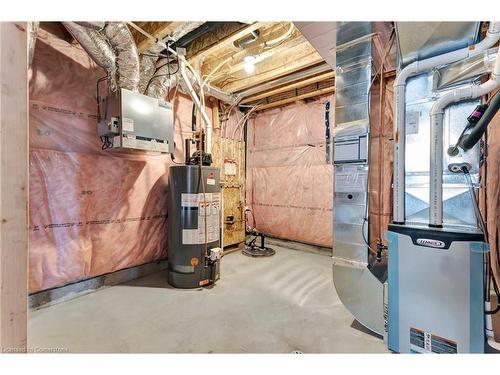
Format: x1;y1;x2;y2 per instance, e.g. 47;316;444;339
201;30;304;81
240;71;335;104
0;22;28;353
186;22;248;59
256;86;334;111
219;42;324;93
212;99;220;130
136;22;176;53
189;22;270;64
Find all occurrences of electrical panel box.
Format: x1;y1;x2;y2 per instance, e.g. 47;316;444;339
97;88;174;153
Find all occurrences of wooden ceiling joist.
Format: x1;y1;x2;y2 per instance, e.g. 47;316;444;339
255;86;334;111
219;41;324;93
189;22;270;64
132;21;200;53
240;71;334;104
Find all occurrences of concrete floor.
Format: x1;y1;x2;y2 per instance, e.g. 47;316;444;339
28;244;388;353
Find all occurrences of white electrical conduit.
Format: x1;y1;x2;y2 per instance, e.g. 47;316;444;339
264;22;294;48
179;59;213;154
233;106;260;140
392;22;500;224
428;49;500;227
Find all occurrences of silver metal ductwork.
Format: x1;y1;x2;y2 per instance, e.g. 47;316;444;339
62;22;117;89
434;47;499;90
63;21;141;92
138;22;205;99
331;22;385;336
63;21;238;103
146;57;179;99
138;44;165;94
396;22;481;68
74;21;105;31
102;22;140;92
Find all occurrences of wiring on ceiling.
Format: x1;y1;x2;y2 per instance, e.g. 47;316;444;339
204;22;296;86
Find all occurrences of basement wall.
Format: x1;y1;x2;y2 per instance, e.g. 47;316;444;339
368;76;394;251
246;77;395;252
484;104;500;285
28;28;208;293
246;97;334;248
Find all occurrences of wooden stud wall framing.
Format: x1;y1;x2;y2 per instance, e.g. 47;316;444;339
212;134;246;248
0;22;28;353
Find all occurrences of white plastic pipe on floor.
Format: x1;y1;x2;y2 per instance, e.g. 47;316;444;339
392;22;500;224
428;46;500;227
485;301;500;351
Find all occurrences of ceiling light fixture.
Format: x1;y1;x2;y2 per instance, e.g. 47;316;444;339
244;55;257;74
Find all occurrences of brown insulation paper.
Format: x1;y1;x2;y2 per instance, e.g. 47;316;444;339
29;28;207;293
246;98;334;248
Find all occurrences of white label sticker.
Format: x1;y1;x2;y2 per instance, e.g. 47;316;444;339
406;111;419;135
207;178;216;186
181;192;221;245
224;161;237;175
181;193;199;207
122;117;134;132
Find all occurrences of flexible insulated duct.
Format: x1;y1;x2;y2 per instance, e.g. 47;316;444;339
74;21;105;31
146;57;179;99
138;22;205;98
138;44;165;94
62;21;117;90
102;22;140;92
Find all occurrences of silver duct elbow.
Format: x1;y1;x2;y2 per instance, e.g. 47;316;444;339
62;21;117;89
103;22;140;92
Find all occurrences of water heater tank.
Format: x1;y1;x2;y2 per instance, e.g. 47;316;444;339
167;165;222;288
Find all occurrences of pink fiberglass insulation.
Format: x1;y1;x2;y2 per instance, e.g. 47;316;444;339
29;28;208;292
246;97;334;248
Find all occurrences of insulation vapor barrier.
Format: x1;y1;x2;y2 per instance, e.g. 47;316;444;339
246;98;333;248
485;104;500;285
28;28;209;293
368;76;394;250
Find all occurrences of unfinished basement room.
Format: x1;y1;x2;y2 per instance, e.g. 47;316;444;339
2;3;500;370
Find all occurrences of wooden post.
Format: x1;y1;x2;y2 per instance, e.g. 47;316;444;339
0;22;28;353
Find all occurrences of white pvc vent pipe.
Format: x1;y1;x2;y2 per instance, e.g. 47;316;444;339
485;301;500;351
179;59;213;154
428;47;500;227
392;22;500;224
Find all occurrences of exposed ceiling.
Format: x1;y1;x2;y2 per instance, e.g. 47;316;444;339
49;21;400;110
127;21;330;95
294;22;337;69
50;20;339;108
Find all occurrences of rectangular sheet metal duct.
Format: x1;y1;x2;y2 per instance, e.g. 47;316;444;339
395;22;480;68
331;22;385;336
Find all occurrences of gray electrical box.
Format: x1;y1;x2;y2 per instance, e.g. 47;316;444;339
97;88;174;153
